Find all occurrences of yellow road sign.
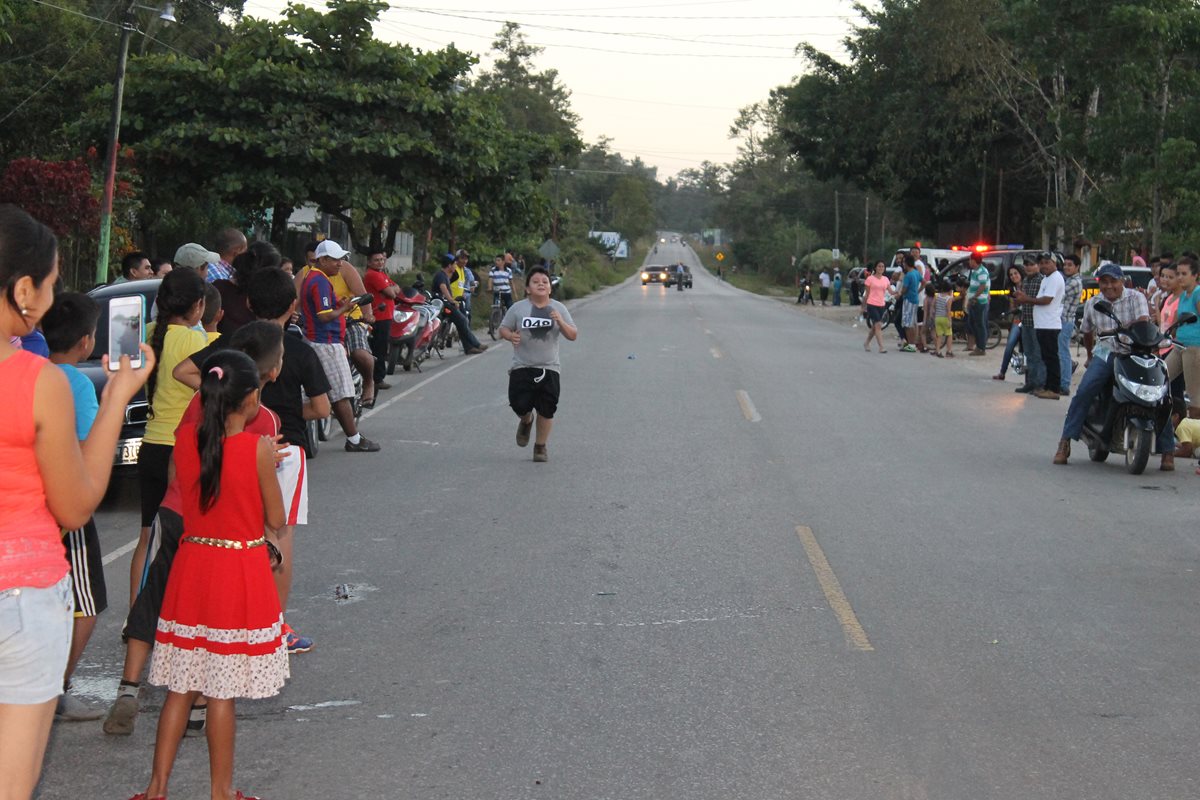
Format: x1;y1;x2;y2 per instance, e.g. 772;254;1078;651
715;252;725;262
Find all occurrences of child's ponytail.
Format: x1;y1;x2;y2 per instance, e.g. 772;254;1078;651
196;350;261;511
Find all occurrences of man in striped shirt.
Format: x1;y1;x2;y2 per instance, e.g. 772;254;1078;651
1057;254;1084;395
301;241;380;452
489;254;515;312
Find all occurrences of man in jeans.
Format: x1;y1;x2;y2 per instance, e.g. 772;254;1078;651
898;256;923;352
433;254;488;355
1054;264;1173;469
965;251;990;356
1013;252;1064;400
1058;254;1084;395
1010;257;1044;393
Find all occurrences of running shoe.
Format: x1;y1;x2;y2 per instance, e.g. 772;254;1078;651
103;694;139;736
285;629;314;654
344;436;381;452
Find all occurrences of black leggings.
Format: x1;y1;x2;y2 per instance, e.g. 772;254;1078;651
136;442;173;527
371;319;391;384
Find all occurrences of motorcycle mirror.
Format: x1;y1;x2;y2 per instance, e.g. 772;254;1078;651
1176;312;1198;328
1093;299;1115;316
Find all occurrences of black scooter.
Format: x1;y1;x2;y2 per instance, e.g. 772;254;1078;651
1081;300;1195;474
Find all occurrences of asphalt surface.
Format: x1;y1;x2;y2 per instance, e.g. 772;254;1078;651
37;239;1200;800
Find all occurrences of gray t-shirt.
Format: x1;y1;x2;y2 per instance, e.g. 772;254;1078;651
500;298;575;373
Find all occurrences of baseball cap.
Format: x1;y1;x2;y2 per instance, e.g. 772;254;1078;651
1038;251;1055;261
1095;263;1124;280
314;240;350;260
174;242;219;269
455;248;470;259
442;252;456;265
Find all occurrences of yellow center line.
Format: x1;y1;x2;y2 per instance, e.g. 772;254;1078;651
735;390;760;422
795;525;874;652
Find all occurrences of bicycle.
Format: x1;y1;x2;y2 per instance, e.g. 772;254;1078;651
488;291;511;340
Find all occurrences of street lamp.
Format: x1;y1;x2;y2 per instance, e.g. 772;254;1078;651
95;1;174;285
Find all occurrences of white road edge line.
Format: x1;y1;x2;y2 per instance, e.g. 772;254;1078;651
736;390;761;422
102;347;499;567
710;347;722;359
100;537;139;567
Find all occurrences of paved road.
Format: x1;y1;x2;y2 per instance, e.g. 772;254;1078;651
38;240;1200;799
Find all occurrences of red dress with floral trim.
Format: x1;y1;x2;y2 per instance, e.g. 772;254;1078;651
148;424;288;699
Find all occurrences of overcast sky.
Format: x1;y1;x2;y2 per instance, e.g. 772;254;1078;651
241;0;860;179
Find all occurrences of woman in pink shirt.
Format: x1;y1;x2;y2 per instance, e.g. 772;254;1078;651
862;261;891;353
0;205;154;800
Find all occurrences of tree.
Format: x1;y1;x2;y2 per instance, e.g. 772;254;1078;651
0;157;100;288
610;176;655;241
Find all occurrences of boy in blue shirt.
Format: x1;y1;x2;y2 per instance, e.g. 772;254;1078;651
42;292;108;721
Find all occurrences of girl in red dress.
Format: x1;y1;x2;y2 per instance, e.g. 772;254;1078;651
130;350;286;800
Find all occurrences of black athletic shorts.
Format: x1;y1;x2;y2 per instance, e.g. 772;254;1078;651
136;442;173;527
124;507;184;644
63;517;107;617
508;367;561;420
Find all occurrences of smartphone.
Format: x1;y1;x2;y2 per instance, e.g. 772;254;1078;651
107;295;144;371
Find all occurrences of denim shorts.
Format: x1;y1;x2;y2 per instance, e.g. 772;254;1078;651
0;574;73;704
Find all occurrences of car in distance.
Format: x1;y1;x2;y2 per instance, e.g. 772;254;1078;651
641;265;672;286
82;279;160;467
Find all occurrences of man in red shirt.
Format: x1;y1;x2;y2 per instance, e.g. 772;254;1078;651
363;247;399;391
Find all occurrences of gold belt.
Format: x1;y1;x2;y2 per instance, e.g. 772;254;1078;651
182;535;266;550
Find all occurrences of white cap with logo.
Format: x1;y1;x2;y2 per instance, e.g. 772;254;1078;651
314;240;350;260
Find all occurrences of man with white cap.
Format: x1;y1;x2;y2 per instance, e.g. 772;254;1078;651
173;243;219;282
300;240;380;452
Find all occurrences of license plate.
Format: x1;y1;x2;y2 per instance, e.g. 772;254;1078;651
118;439;142;466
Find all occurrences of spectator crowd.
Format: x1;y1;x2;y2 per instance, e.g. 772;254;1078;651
0;203;544;800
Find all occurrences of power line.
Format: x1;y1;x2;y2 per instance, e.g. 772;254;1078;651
401;4;851;20
0;0;122;126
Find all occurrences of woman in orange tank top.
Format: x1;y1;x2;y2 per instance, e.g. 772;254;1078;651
0;205;154;800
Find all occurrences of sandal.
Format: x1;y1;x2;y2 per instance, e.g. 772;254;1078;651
992;373;1005;380
945;352;955;358
360;397;376;410
127;794;166;800
935;353;944;358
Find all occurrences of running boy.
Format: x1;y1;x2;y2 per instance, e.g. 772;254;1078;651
498;266;578;462
42;292;107;721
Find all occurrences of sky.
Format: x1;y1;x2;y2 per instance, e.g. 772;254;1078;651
239;0;862;179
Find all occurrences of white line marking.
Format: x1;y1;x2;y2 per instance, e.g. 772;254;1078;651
710;347;722;359
736;390;761;422
101;537;138;567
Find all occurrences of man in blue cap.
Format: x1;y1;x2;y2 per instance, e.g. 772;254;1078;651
1053;263;1171;467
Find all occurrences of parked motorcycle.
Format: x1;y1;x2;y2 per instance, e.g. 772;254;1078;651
388;285;430;374
1080;300;1195;474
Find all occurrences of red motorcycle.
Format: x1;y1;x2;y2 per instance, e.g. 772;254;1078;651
388;286;445;373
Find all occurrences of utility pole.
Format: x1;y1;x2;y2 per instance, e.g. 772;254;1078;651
978;150;987;241
863;195;870;262
834;190;840;254
995;168;1003;243
96;1;137;286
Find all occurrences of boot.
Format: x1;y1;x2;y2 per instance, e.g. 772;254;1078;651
1053;438;1070;465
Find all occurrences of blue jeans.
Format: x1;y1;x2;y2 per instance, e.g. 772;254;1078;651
1057;319;1074;393
968;303;988;351
447;304;481;352
1061;355;1174;452
1021;324;1045;388
832;286;841;306
1000;323;1021;375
